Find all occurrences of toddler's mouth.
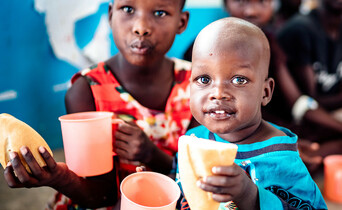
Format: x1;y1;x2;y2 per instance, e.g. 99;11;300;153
206;108;235;120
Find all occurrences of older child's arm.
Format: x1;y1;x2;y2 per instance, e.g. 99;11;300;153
4;146;118;208
197;163;259;210
65;76;96;113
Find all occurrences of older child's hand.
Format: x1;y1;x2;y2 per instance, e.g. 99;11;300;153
114;121;156;164
197;163;259;210
4;146;69;189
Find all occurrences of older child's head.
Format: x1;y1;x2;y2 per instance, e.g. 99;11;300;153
108;0;189;66
190;17;274;141
223;0;275;28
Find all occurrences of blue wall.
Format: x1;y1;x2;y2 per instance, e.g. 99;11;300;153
0;1;227;149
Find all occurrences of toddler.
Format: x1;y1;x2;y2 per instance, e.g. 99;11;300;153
176;17;327;210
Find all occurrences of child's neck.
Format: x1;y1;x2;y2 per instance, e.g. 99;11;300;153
216;120;285;144
106;54;175;111
110;54;168;77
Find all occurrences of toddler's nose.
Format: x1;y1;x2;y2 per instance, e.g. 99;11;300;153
209;84;233;101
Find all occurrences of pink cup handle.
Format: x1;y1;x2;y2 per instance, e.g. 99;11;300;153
111;118;124;156
336;170;342;196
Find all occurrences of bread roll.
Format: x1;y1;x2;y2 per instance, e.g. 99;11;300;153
178;134;238;210
0;113;53;173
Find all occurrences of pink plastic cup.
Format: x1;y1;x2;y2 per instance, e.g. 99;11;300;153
324;155;342;203
120;172;180;210
59;111;114;177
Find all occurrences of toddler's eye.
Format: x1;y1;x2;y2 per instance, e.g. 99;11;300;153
232;76;248;85
196;76;211;85
154;10;167;17
122;6;134;14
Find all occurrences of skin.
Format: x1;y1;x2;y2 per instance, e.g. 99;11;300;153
190;17;284;210
4;0;191;208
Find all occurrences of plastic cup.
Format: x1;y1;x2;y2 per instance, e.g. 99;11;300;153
120;172;180;210
324;155;342;203
59;111;114;177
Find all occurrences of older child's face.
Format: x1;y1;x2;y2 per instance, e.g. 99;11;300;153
109;0;188;66
225;0;274;27
190;29;272;140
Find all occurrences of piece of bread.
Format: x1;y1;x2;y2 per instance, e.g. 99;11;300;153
0;113;53;173
178;134;238;210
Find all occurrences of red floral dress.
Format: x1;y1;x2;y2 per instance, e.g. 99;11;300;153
47;58;192;210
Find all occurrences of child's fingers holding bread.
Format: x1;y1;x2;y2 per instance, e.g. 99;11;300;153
38;146;58;171
0;113;58;188
19;146;44;176
8;151;40;187
0;113;53;173
4;159;25;188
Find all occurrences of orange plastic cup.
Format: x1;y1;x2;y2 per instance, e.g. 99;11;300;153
120;172;180;210
59;111;114;177
324;155;342;203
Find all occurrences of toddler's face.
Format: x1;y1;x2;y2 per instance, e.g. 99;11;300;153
109;0;188;66
225;0;274;27
190;35;270;139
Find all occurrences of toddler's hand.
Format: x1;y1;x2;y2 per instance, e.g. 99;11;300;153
197;163;258;210
114;121;155;164
4;146;70;189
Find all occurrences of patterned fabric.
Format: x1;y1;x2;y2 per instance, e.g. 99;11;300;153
50;58;193;210
175;123;327;210
45;192;114;210
266;186;316;209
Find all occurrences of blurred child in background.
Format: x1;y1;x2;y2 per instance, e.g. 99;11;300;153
278;0;342;168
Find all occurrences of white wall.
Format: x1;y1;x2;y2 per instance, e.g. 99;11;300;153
186;0;223;8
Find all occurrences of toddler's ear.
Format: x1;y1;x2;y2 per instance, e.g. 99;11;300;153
177;11;189;34
261;77;274;106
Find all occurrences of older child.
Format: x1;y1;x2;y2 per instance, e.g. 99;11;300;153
176;17;327;210
4;0;194;208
